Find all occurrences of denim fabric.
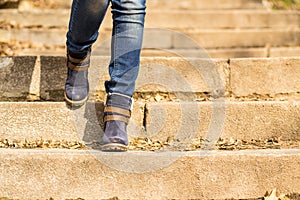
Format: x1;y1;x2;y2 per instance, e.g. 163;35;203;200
105;92;133;110
66;0;146;97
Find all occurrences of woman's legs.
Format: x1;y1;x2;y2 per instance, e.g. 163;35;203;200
67;0;110;53
105;0;146;97
65;0;109;105
65;0;147;151
102;0;146;151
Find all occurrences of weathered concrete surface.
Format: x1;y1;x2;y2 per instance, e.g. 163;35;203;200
145;11;300;29
178;48;267;59
0;101;299;142
0;9;70;27
2;10;299;29
0;149;299;199
230;57;300;96
124;47;300;59
0;56;292;101
17;0;265;10
174;29;300;49
0;102;144;143
0;28;67;46
270;47;300;57
17;0;71;10
19;47;300;59
145;101;300;142
39;56;66;100
24;56;300;100
0;56;36;99
148;0;265;10
2;28;299;49
40;56;228;101
137;57;227;99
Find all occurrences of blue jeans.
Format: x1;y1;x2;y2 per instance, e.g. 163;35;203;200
66;0;146;97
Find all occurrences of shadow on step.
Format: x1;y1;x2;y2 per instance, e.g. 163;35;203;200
66;101;105;146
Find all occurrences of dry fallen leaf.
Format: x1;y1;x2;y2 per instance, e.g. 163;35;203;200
154;94;163;101
265;189;278;200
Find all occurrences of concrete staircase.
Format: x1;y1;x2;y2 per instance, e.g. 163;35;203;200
0;0;299;199
0;56;299;199
0;0;299;58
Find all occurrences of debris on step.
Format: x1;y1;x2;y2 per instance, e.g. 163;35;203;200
0;138;86;149
263;189;299;200
0;137;299;151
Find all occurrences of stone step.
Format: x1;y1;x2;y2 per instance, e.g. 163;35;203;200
0;56;36;100
14;0;265;10
145;101;300;142
1;28;299;49
1;9;299;29
168;29;300;49
0;101;299;143
1;56;299;100
0;148;299;199
18;47;300;59
38;56;300;100
148;0;265;10
140;47;300;59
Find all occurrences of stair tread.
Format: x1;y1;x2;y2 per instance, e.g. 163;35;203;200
0;101;299;143
0;148;299;199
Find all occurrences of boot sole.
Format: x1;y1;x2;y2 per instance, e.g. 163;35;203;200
101;143;128;152
64;92;89;107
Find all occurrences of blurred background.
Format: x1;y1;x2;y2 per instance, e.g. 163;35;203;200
0;0;299;58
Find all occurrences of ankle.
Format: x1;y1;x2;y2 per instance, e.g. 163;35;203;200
105;92;133;111
67;48;91;59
